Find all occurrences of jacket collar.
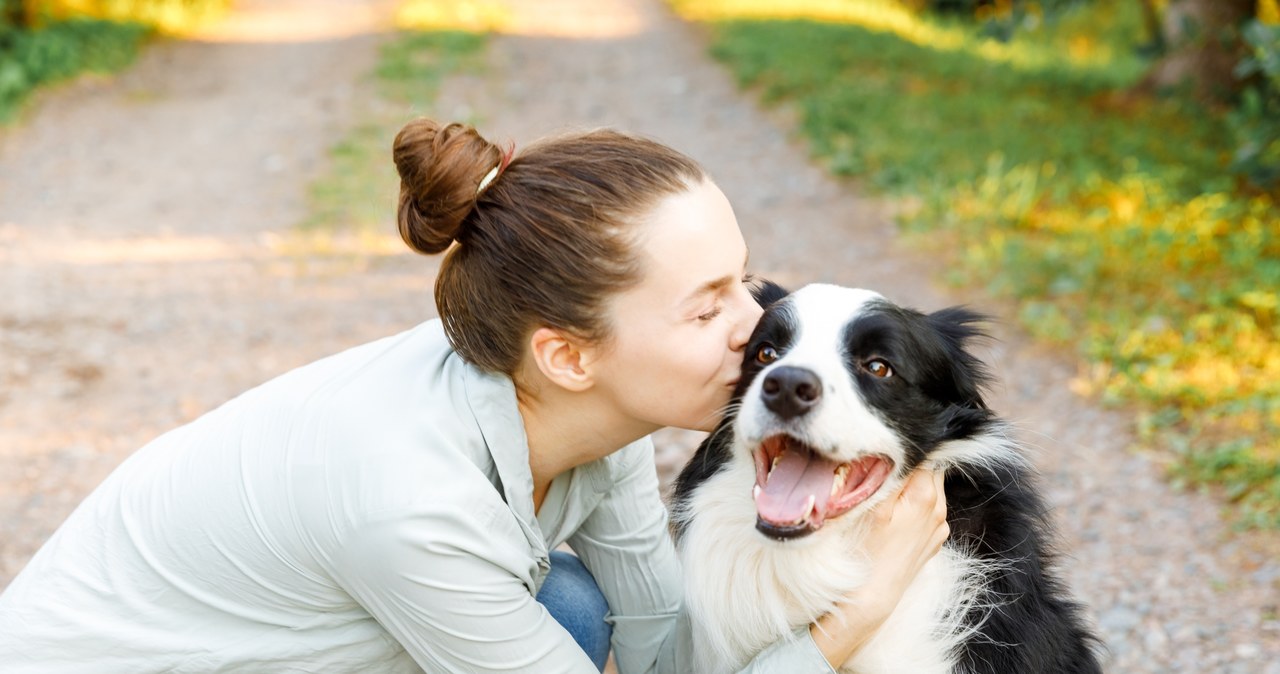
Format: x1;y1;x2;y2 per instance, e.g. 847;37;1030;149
458;356;618;581
459;362;549;566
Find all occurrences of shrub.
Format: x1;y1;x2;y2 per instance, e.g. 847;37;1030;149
673;0;1280;527
0;17;147;119
1230;19;1280;191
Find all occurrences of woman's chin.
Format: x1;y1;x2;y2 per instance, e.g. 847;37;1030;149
689;418;718;433
653;414;716;435
650;393;731;434
685;410;723;434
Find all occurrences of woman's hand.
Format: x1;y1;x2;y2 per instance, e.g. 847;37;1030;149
808;468;950;667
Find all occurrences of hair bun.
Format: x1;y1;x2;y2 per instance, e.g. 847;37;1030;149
393;118;503;254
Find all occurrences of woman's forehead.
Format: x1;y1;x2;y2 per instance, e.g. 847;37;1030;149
636;182;746;278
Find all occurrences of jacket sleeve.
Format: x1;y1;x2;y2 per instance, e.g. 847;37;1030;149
331;504;600;673
568;441;837;674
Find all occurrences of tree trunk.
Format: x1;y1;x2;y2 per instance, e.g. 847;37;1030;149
6;0;43;28
1138;0;1166;54
1136;0;1259;102
2;1;23;28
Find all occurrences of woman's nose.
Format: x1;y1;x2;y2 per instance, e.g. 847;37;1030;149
730;292;764;351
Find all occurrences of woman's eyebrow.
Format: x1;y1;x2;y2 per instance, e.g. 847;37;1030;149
686;275;735;301
682;249;751;304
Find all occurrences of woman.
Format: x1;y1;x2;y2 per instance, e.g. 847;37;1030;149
0;120;949;673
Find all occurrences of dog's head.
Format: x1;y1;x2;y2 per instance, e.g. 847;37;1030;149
735;282;993;541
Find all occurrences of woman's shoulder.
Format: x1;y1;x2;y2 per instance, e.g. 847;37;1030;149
230;319;465;426
218;319;500;512
271;319;455;396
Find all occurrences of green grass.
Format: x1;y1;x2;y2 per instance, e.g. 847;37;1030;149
0;17;149;120
303;28;488;234
0;0;235;121
673;0;1280;528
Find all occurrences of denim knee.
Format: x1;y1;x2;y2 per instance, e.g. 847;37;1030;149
536;550;612;671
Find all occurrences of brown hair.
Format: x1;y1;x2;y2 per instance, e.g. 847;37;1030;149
393;119;707;376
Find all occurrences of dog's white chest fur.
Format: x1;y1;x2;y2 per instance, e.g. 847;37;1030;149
676;460;982;674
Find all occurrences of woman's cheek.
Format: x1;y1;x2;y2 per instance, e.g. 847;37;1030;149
701;330;733;384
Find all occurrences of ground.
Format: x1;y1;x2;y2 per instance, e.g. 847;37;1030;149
0;0;1276;671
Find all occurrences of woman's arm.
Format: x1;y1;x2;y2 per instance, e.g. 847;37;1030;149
331;505;600;673
565;439;685;672
808;469;951;667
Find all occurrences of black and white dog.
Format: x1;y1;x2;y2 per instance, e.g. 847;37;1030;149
671;283;1101;674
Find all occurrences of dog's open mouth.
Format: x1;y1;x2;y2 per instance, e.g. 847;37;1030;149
752;435;893;540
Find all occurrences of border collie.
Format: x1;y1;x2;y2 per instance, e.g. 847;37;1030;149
671;283;1101;674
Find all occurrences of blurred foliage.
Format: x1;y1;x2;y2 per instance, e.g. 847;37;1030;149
1230;19;1280;189
905;0;1094;42
672;0;1280;527
0;15;146;119
2;0;228;33
304;0;495;233
395;0;509;33
0;0;227;120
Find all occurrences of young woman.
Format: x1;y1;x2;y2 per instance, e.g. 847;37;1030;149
0;120;949;673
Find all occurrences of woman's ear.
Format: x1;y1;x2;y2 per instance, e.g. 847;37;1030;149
527;327;594;392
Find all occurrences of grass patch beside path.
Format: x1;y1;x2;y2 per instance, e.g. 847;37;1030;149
1;1;233;121
303;0;500;236
0;18;148;120
673;0;1280;528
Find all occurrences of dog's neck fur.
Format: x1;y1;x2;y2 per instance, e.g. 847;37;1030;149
673;429;1017;674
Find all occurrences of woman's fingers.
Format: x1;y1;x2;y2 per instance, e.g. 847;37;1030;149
932;470;949;524
932;469;948;516
837;468;952;634
901;466;939;507
921;469;950;553
873;467;931;522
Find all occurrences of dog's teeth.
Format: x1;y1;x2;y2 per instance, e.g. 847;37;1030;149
791;494;816;525
831;464;850;498
753;485;762;501
770;454;782;471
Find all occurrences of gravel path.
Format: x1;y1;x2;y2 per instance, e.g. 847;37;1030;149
2;0;1277;671
0;0;420;580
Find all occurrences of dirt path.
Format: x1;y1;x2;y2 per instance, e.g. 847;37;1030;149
0;0;425;577
2;0;1277;671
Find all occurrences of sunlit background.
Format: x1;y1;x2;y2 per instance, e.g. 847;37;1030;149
2;0;1278;671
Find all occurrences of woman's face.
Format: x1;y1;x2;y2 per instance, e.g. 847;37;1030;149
589;180;763;433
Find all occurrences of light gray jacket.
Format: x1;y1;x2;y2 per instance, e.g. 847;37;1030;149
0;320;833;673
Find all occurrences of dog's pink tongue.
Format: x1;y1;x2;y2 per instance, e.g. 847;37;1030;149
756;450;840;526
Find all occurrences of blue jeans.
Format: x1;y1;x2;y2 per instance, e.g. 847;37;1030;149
537;550;612;671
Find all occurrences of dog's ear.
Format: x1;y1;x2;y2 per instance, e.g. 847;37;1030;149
925;306;993;411
750;278;790;308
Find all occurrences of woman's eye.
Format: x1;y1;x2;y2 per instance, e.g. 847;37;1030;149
756;344;779;364
697;306;722;321
865;359;893;378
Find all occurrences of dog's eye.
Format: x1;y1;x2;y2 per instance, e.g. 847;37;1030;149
756;344;779;364
865;359;893;378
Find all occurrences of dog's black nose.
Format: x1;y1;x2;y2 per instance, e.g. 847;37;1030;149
761;366;822;419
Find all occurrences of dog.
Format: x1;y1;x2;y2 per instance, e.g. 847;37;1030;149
671;282;1101;674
